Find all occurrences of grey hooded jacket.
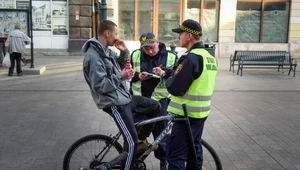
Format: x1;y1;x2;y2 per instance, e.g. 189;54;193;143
82;38;131;109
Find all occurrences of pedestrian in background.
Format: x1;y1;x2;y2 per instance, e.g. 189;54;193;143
130;32;177;170
5;23;30;76
0;40;4;66
166;19;218;170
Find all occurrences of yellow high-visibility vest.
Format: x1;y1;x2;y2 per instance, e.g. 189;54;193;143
167;48;218;118
131;50;176;101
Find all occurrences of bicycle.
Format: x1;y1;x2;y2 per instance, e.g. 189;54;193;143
63;104;222;170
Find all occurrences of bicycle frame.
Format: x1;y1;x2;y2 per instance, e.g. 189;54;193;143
135;105;197;163
98;132;122;166
105;114;176;162
135;114;175;161
104;105;198;163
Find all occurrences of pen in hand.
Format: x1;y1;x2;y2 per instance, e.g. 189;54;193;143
153;64;164;76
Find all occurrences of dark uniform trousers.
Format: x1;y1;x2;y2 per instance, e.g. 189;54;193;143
167;116;207;170
153;98;169;161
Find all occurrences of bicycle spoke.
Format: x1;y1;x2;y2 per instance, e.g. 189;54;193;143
66;136;122;170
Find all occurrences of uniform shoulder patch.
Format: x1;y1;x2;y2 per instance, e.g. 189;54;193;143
175;64;183;74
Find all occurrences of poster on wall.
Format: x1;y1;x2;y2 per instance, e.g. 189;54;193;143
16;0;30;10
0;10;28;38
52;0;67;36
53;18;67;35
0;0;16;9
52;1;66;17
32;0;51;35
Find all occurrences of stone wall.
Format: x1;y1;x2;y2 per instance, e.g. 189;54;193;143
68;0;92;52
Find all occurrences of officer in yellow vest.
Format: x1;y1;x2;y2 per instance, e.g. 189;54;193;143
166;19;218;170
130;32;177;170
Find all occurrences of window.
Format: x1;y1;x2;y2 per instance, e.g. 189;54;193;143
138;0;153;38
158;1;180;44
118;0;220;44
186;0;219;42
235;0;290;43
119;0;135;40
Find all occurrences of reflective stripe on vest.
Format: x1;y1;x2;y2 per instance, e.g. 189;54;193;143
167;48;217;118
131;50;176;101
131;50;142;96
151;79;171;100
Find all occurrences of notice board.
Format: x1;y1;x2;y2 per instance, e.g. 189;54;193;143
0;9;30;40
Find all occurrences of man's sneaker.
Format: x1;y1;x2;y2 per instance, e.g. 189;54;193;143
17;73;22;76
136;139;159;155
8;73;13;76
160;160;167;170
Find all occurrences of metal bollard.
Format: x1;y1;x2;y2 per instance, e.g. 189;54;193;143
170;43;176;53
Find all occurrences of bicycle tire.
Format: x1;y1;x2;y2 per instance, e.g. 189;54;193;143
201;139;222;170
63;134;123;170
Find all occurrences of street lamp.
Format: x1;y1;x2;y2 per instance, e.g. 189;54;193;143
170;43;176;53
29;0;35;68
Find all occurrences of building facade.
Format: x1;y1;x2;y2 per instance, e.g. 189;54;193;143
1;0;300;58
69;0;300;58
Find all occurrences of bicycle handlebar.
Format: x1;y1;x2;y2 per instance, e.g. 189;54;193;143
95;151;128;170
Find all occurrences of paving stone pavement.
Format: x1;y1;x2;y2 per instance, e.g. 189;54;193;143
0;56;300;170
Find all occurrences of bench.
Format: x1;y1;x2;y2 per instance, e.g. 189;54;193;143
229;51;239;73
229;50;288;73
229;50;289;73
233;51;297;77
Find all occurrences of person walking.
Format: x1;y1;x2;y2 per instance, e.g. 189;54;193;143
5;23;30;76
166;19;218;170
130;32;177;170
82;20;137;170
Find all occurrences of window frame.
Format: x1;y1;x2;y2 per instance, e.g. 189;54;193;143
236;0;291;43
120;0;220;44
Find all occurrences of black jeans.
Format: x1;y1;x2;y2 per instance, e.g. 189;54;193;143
138;89;170;161
131;95;161;140
9;52;22;74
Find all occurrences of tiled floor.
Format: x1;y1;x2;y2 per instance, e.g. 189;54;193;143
0;56;299;169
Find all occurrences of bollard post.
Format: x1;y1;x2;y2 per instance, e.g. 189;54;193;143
170;43;176;53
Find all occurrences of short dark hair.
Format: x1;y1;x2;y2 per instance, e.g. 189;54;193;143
15;23;21;30
97;20;117;35
192;33;201;41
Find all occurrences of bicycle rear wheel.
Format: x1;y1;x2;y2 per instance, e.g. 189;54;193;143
202;139;222;170
63;134;123;170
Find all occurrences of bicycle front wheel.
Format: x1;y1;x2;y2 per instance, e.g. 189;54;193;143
63;134;123;170
202;139;222;170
